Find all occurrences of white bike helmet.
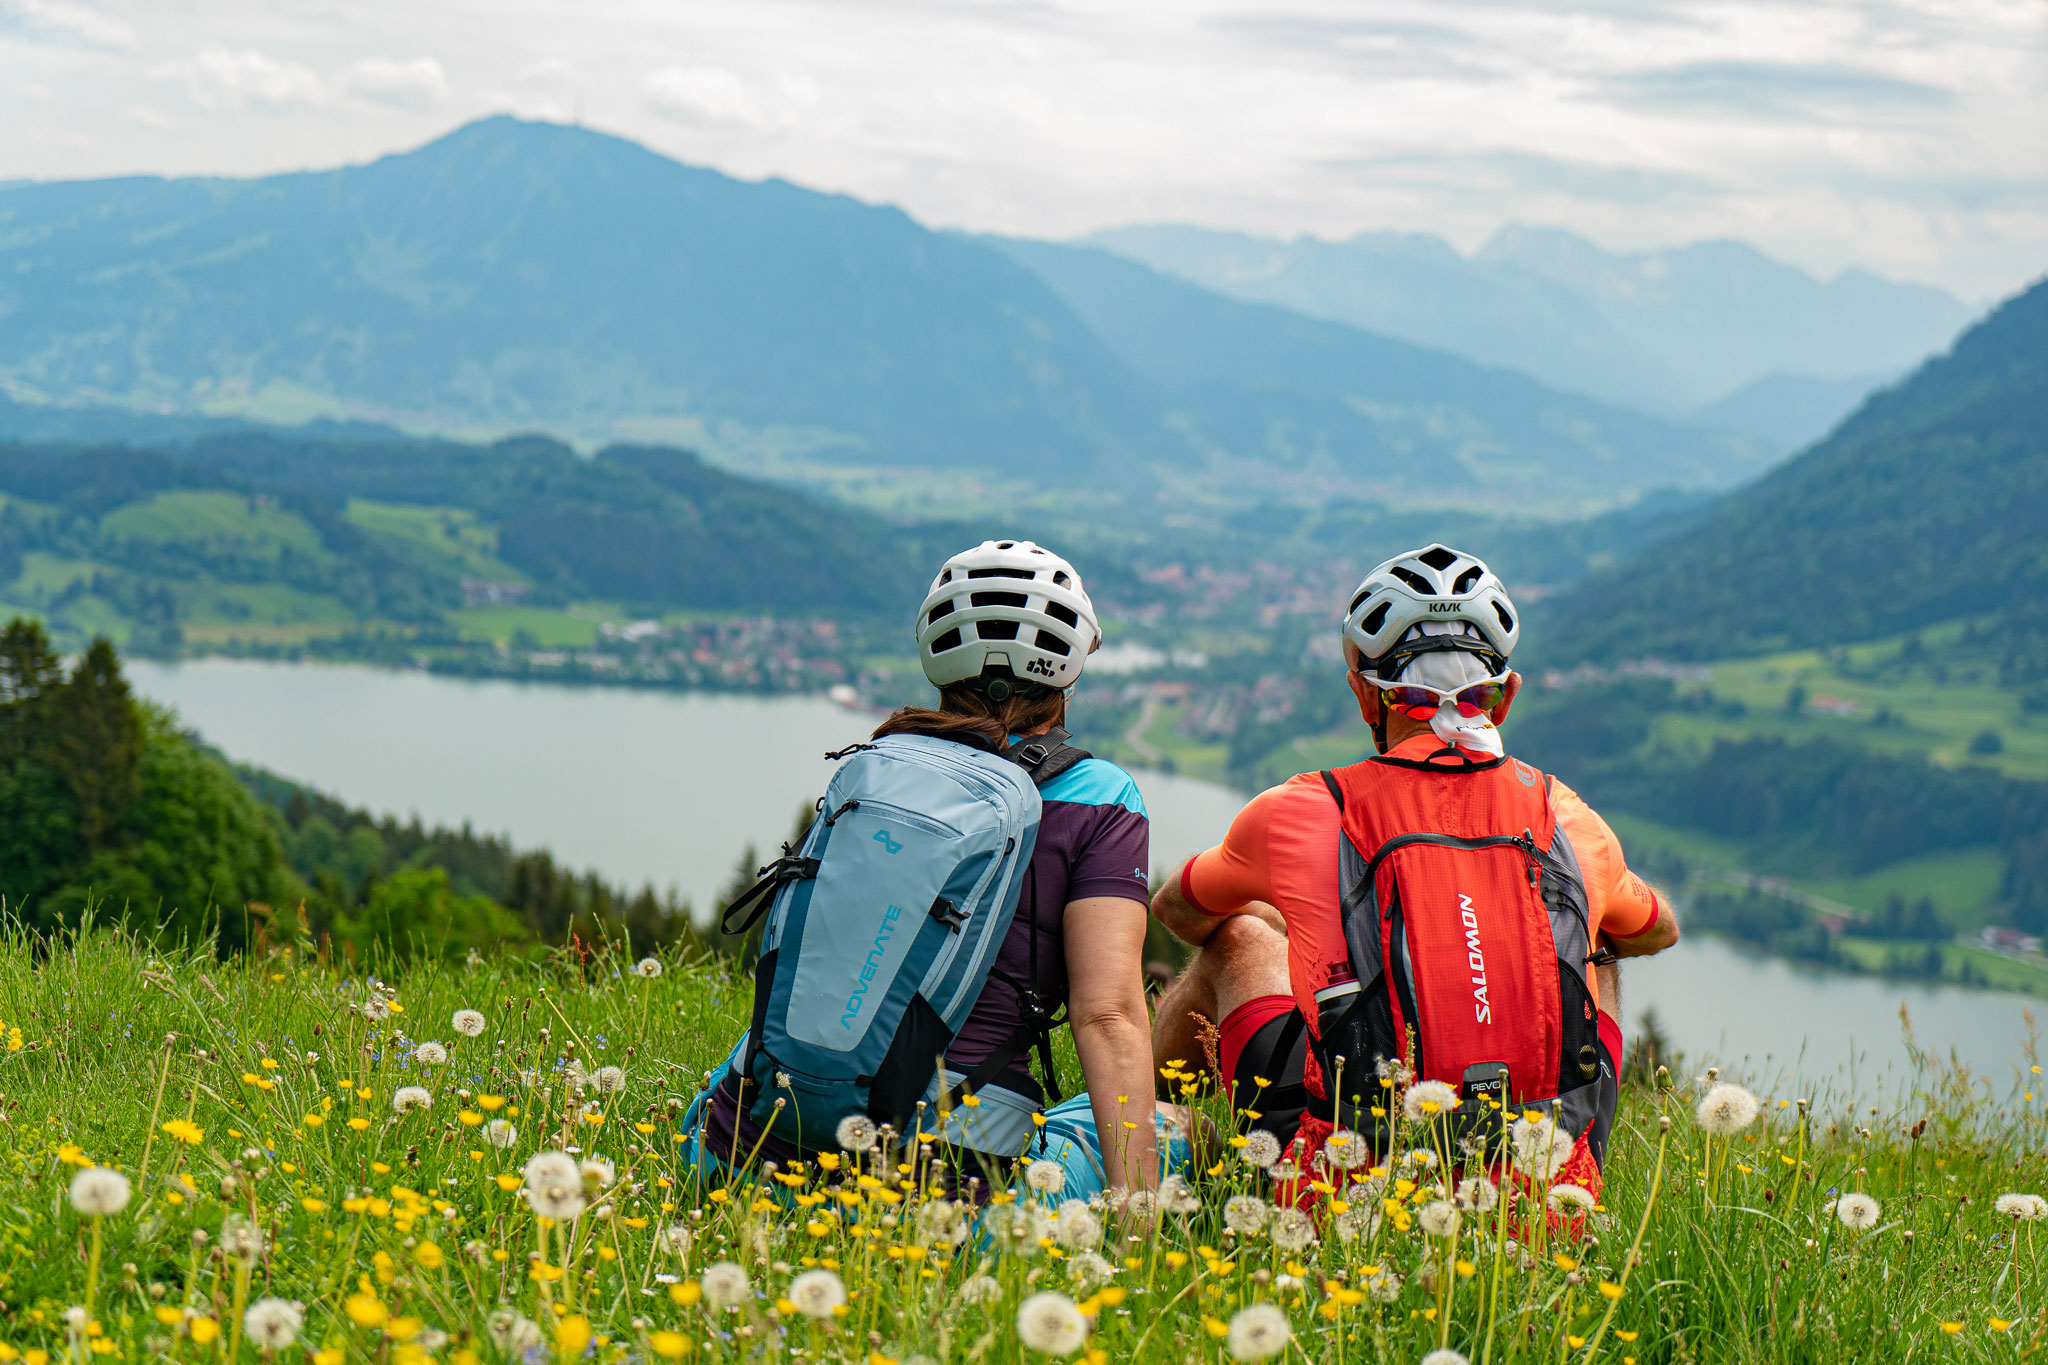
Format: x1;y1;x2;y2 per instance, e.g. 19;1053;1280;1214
916;540;1101;692
1341;544;1519;677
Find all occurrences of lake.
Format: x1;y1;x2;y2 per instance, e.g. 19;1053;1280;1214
129;658;2043;1099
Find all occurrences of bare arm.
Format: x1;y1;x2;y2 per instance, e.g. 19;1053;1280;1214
1151;856;1286;948
1064;895;1159;1191
1606;897;1680;958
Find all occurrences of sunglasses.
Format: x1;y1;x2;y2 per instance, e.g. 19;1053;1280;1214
1361;669;1512;719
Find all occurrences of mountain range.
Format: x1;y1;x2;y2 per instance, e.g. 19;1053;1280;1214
0;116;1772;511
1542;272;2048;661
1088;224;1972;431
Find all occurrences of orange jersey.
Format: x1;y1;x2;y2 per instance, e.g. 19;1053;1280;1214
1182;733;1659;1028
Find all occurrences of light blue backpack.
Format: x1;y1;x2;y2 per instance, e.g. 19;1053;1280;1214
719;730;1087;1153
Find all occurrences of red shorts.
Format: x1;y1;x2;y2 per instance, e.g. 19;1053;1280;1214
1219;993;1298;1104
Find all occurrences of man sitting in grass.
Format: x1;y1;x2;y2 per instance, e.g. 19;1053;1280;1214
1148;544;1679;1195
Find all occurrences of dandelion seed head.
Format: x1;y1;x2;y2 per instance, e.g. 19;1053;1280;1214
1547;1183;1596;1213
1695;1083;1761;1137
451;1009;486;1037
487;1310;542;1355
392;1086;432;1115
1225;1303;1291;1362
701;1261;751;1309
580;1157;615;1190
1335;1203;1381;1244
1223;1194;1272;1236
1421;1351;1471;1365
959;1274;1004;1306
523;1150;587;1222
68;1166;130;1216
594;1065;625;1094
635;957;664;978
1418;1200;1462;1238
413;1041;448;1066
485;1119;518;1149
1996;1193;2047;1221
1025;1159;1066;1194
787;1268;846;1319
1836;1192;1881;1231
1402;1079;1459;1123
915;1199;970;1246
1240;1129;1282;1169
1054;1199;1104;1250
1159;1174;1202;1215
220;1214;268;1262
1065;1250;1114;1292
1321;1127;1369;1170
1364;1268;1403;1301
835;1114;878;1153
1271;1206;1316;1252
1456;1176;1499;1213
1015;1291;1088;1355
1510;1116;1574;1181
242;1298;301;1350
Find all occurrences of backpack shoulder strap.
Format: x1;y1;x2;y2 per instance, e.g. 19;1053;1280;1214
1007;726;1092;787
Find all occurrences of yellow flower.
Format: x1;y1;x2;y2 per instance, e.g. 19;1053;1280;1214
459;1111;483;1127
1203;1317;1229;1339
302;1198;328;1213
260;1058;279;1070
1941;1323;1963;1335
414;1242;445;1269
304;1114;324;1128
161;1119;205;1146
23;1352;45;1365
189;1319;221;1345
347;1118;371;1132
386;1318;422;1342
495;1173;522;1191
648;1332;689;1359
670;1282;701;1306
1991;1319;2014;1332
152;1308;183;1326
344;1294;387;1329
479;1094;507;1110
1616;1331;1639;1343
555;1315;592;1358
1567;1337;1586;1349
315;1352;344;1365
1599;1282;1625;1301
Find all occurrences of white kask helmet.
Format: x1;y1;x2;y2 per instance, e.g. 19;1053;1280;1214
916;540;1101;692
1341;544;1519;677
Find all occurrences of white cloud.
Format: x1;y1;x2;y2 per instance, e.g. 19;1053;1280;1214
172;47;325;112
644;66;770;130
0;0;134;49
0;0;2038;298
344;56;448;109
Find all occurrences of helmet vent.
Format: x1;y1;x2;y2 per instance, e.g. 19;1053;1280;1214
1390;566;1434;594
1453;567;1482;594
1347;589;1370;615
1418;547;1459;571
1493;602;1514;632
1044;601;1079;628
939;569;953;583
926;601;955;624
970;590;1028;609
967;568;1012;580
1035;629;1072;656
996;541;1016;549
930;628;963;653
1053;571;1071;587
1361;602;1391;635
977;619;1020;641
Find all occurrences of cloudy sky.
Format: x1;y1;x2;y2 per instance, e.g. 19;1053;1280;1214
3;0;2042;300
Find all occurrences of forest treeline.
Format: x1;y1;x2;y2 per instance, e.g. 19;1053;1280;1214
0;615;749;961
1514;677;2048;930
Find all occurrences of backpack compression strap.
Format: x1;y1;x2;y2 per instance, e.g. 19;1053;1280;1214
1008;727;1091;786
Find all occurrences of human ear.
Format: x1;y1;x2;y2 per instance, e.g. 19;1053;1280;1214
1490;671;1522;725
1347;670;1382;726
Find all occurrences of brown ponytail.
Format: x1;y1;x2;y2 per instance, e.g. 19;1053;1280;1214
872;683;1067;753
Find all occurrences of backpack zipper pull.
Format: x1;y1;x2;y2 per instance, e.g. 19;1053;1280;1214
1518;830;1540;887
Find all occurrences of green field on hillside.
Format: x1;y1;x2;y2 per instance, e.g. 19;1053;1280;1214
3;924;2047;1365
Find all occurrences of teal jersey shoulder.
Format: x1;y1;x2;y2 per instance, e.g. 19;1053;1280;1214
1039;756;1148;817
